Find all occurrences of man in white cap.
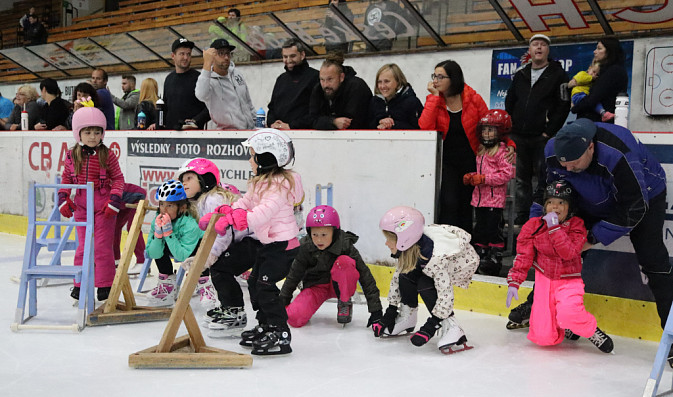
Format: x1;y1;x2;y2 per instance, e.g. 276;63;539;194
505;33;570;225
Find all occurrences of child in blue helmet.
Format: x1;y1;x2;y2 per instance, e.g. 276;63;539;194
145;179;204;307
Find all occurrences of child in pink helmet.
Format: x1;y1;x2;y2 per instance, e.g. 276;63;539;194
177;157;261;338
200;129;304;356
375;206;479;354
58;107;125;302
279;205;382;328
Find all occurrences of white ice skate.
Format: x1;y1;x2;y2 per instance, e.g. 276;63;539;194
196;275;219;310
207;307;247;339
144;273;176;307
383;304;418;337
127;262;144;277
437;315;473;354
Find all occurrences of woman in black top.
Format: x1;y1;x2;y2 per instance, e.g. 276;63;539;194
572;37;628;123
369;63;423;129
35;78;70;130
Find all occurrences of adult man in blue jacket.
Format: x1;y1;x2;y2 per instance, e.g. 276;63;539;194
510;118;672;365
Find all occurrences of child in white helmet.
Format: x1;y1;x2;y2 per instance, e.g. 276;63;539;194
279;205;382;328
58;106;125;302
145;179;203;307
374;206;479;354
200;129;304;355
177;158;261;338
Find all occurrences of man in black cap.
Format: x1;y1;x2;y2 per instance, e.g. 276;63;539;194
156;38;209;130
512;118;673;366
505;34;570;225
195;38;255;130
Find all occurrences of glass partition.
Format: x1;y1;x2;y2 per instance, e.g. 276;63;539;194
129;28;178;58
0;47;61;75
90;33;159;63
56;38;123;66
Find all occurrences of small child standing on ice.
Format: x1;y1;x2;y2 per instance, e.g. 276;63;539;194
59;106;125;302
463;109;514;276
145;179;203;307
202;129;303;355
373;206;479;354
506;180;614;353
279;205;382;328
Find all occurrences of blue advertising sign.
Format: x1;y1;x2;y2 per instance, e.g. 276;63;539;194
490;41;634;113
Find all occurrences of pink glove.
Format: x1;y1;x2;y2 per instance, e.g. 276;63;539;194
470;174;486;186
506;285;519;308
162;214;173;237
542;212;559;228
214;215;232;236
199;212;214;230
215;204;233;215
231;208;248;231
154;214;165;238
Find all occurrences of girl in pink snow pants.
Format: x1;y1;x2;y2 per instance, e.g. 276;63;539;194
506;180;614;353
58;107;125;302
279;205;382;328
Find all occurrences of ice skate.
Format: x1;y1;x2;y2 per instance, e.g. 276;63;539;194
196;275;218;310
97;286;111;301
382;304;418;337
240;323;270;347
477;247;503;276
337;299;353;326
506;300;532;330
70;286;80;301
251;325;292;356
127;262;144;277
564;329;580;341
144;273;176;307
202;306;225;326
209;306;247;331
437;316;473;354
588;327;614;353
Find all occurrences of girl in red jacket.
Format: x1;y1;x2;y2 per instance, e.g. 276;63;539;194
58;107;125;302
463;109;514;276
418;60;515;233
505;181;613;353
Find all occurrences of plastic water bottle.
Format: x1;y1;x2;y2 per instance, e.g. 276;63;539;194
156;97;165;130
137;110;146;130
20;104;29;131
255;107;266;129
614;93;629;129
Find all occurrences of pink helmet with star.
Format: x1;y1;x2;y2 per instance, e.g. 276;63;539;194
72;107;107;144
379;206;425;251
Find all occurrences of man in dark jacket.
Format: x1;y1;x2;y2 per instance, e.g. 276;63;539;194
267;39;319;130
309;55;372;130
505;34;570;224
25;14;48;46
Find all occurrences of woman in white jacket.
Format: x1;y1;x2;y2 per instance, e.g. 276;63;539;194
373;206;479;354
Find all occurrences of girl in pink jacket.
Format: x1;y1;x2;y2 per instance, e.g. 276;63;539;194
463;109;514;276
506;181;613;353
202;129;303;356
58;107;125;302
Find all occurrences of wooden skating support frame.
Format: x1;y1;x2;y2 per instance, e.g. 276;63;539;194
129;213;253;369
87;200;172;326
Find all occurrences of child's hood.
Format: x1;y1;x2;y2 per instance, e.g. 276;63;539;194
423;224;470;258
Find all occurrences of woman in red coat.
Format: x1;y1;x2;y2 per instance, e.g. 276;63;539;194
419;60;515;233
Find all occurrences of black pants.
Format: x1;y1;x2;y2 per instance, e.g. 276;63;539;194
525;191;673;329
399;267;438;314
472;207;504;246
210;237;261;308
248;240;298;327
154;239;205;276
511;134;547;219
439;162;475;234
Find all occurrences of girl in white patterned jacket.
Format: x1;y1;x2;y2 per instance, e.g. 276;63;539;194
373;206;479;354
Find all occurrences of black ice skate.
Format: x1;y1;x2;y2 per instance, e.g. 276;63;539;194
97;287;111;301
70;286;80;300
337;299;353;326
588;327;614;353
251;325;292;356
506;300;532;330
564;329;580;341
239;323;270;347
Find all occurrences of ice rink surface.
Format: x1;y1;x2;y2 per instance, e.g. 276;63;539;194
1;232;670;397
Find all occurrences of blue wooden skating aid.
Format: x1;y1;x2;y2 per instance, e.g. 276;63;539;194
642;304;673;396
12;181;95;332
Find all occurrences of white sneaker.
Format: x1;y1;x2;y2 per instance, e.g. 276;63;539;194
197;276;218;310
144;273;176;307
384;304;418;336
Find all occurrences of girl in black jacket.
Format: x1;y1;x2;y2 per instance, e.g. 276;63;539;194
369;63;424;129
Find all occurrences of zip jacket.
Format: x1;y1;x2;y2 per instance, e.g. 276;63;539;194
368;84;424;129
470;143;514;208
507;215;586;288
195;63;255;130
309;66;372;130
267;60;319;129
279;229;382;313
197;192;255;258
147;213;204;262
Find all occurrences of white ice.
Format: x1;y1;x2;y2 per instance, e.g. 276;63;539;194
0;232;670;397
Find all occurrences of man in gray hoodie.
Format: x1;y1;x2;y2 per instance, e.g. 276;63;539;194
195;39;255;130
